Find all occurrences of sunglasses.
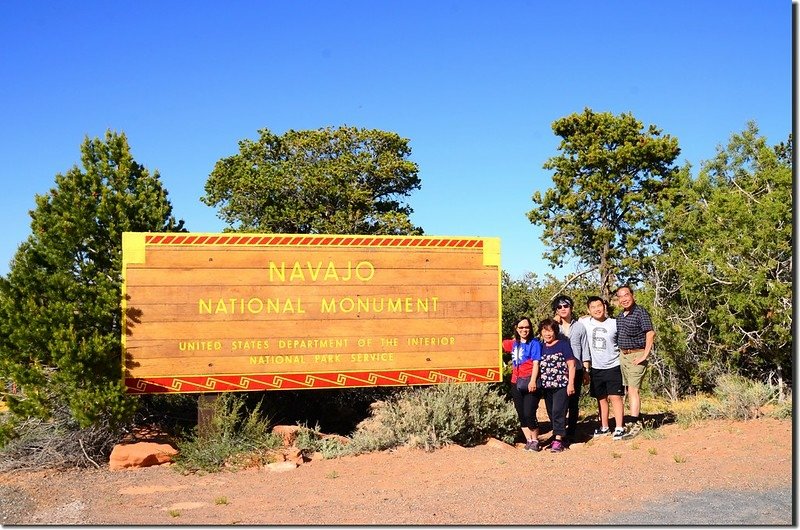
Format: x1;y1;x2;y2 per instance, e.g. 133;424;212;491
557;303;571;309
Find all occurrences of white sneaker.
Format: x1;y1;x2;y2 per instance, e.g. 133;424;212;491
612;427;625;440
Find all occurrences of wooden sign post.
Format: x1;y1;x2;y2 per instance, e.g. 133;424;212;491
122;233;502;394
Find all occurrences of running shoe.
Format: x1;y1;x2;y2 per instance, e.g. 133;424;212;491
612;427;626;440
622;421;643;440
593;427;611;437
550;440;565;453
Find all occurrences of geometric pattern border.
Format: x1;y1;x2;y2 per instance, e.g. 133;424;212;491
125;367;501;394
144;234;484;249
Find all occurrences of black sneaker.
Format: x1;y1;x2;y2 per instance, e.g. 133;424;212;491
612;427;625;440
593;427;610;437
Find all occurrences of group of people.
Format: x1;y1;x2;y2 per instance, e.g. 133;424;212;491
502;285;655;452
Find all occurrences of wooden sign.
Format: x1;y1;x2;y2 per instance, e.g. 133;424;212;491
122;232;502;394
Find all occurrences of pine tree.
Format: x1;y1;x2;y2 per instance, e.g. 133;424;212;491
528;108;680;298
203;126;422;235
0;131;184;432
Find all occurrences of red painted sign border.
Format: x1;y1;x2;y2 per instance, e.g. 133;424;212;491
125;367;500;394
143;234;484;248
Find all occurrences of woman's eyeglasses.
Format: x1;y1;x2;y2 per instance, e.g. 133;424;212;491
516;325;530;330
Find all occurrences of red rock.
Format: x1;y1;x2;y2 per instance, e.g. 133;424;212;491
321;433;350;445
483;438;516;450
267;461;297;472
284;447;304;465
109;442;178;471
272;425;302;446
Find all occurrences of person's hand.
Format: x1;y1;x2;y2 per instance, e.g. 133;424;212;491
567;383;575;396
634;356;648;365
528;381;537;392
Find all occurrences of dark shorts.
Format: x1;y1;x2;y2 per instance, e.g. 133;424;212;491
590;366;625;398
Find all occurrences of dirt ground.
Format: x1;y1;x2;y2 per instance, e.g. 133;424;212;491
0;417;792;525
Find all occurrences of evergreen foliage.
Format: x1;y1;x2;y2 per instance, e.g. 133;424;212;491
528;108;681;297
500;270;604;339
653;124;792;393
0;131;184;437
202;126;422;235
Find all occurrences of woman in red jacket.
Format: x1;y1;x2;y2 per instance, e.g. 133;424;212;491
502;316;543;451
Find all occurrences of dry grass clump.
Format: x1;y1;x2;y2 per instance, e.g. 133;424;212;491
0;405;118;471
672;374;789;425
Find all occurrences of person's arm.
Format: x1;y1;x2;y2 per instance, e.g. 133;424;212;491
529;361;539;392
636;329;655;365
579;326;591;382
561;341;577;396
566;358;577;396
528;340;542;392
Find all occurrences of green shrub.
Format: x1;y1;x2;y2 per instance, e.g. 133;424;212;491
292;424;351;459
767;394;792;419
318;437;349;459
711;374;776;420
347;383;518;453
293;423;323;453
173;394;282;472
672;374;783;424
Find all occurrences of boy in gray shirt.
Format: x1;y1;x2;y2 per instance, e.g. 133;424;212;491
578;296;626;440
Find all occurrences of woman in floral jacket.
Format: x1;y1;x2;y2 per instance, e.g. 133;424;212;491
532;318;577;453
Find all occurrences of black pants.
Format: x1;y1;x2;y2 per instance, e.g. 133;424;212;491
510;382;539;429
566;369;584;435
543;386;569;437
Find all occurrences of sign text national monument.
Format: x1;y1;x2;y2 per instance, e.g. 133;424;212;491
122;233;501;393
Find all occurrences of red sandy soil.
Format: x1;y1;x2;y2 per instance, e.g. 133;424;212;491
0;417;791;525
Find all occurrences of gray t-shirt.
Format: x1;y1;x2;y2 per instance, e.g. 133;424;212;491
578;316;620;369
558;319;590;366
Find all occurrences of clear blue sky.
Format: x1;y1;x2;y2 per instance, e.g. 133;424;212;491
0;1;791;279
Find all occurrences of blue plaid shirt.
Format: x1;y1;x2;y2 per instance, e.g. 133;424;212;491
616;304;653;350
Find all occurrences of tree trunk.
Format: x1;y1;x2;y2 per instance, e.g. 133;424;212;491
599;242;611;300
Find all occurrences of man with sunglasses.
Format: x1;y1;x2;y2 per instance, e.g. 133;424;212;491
551;295;590;442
